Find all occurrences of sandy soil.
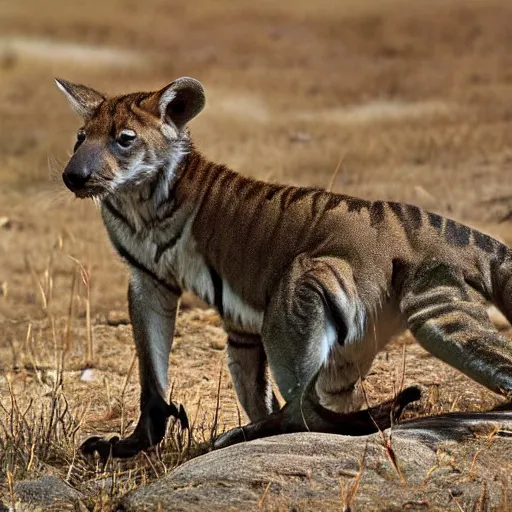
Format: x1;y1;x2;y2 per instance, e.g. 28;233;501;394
1;0;512;508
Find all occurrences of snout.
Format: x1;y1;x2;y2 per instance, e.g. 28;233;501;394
62;142;104;196
62;166;92;192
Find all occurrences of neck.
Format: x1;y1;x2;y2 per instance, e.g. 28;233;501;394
102;145;236;232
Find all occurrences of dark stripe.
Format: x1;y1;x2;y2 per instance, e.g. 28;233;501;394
389;202;422;236
445;219;471;246
496;242;509;262
104;199;135;233
185;153;208;183
109;95;128;115
135;93;152;108
146;164;166;202
113;239;181;296
346;197;371;214
156;198;180;223
325;194;343;211
231;174;247;196
128;101;149;125
407;303;461;330
405;205;422;230
153;229;185;264
473;230;495;254
408;261;465;294
442;321;466;335
370;201;385;226
209;266;224;316
243;181;262;202
279;187;295;211
428;212;443;230
227;338;260;349
265;185;281;201
388;202;406;223
311;190;324;217
289;187;312;205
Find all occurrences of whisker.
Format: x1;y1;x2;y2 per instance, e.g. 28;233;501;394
33;186;75;210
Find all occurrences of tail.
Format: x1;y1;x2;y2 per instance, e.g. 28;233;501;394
393;406;512;444
214;371;512;450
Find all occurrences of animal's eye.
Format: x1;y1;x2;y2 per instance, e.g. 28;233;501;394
117;130;137;148
73;130;86;152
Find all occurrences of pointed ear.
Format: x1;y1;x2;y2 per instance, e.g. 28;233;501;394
157;77;205;130
55;78;105;119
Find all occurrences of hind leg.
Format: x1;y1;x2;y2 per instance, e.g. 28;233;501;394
215;256;379;447
261;256;368;405
226;330;280;422
400;261;512;396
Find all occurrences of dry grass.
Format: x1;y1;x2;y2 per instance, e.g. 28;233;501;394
1;0;512;508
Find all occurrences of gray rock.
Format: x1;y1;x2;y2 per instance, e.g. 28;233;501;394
15;475;83;508
121;424;512;511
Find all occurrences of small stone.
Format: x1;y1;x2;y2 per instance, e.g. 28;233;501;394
80;368;96;382
15;475;82;507
107;310;130;326
289;132;312;143
210;338;227;350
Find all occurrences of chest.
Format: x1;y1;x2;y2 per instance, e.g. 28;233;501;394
101;200;264;333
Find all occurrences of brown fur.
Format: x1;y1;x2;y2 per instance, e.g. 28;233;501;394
56;77;512;458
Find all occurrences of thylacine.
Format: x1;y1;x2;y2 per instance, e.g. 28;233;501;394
56;77;512;459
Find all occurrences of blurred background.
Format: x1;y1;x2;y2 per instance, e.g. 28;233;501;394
1;0;512;502
2;0;512;315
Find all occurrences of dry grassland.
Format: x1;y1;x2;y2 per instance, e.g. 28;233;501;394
1;0;512;509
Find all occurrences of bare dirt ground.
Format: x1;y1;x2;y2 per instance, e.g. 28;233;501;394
1;0;512;509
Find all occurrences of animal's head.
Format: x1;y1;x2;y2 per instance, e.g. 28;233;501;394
55;77;205;199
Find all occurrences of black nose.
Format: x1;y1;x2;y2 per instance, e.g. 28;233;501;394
62;171;90;192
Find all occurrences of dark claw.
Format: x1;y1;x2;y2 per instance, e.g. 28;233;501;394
393;385;422;419
80;436;120;463
168;399;179;419
178;404;189;429
80;435;106;455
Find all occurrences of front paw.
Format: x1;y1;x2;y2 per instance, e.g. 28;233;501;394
80;399;188;462
80;434;143;462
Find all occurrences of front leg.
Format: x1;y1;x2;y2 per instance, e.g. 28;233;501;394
81;269;182;460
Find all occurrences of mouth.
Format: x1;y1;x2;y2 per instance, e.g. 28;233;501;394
74;185;109;200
